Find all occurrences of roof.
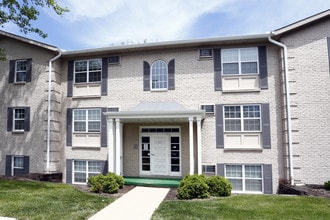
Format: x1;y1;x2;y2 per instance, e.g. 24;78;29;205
272;9;330;37
61;34;270;58
0;30;58;52
104;101;205;123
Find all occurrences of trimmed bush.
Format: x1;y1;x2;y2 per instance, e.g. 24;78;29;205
177;174;210;199
87;172;125;194
87;174;104;193
206;175;232;197
325;181;330;190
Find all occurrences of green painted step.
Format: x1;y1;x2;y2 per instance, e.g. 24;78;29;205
124;177;181;188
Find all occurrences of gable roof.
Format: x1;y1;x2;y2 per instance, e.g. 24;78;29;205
0;30;58;52
272;9;330;37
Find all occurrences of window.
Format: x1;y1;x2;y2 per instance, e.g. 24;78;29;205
224;105;261;132
15;60;28;82
222;47;258;75
13;108;26;131
73;160;101;183
226;165;262;193
13;156;24;170
73;109;101;133
201;105;215;114
151;60;168;90
74;59;102;83
199;49;213;58
108;56;120;65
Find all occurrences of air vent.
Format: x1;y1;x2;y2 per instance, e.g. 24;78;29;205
199;49;213;58
201;104;214;114
108;56;120;65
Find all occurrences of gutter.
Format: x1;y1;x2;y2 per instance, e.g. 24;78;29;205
268;34;294;185
46;49;62;173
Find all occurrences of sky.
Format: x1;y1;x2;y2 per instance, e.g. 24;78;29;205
2;0;330;50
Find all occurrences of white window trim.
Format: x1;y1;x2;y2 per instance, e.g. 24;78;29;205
223;104;262;133
72;160;102;184
15;59;27;83
74;59;102;84
150;60;168;91
225;164;263;194
73;108;101;133
13;108;25;131
12;156;24;176
221;47;259;76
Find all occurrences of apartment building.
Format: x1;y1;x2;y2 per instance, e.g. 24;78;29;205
1;10;329;194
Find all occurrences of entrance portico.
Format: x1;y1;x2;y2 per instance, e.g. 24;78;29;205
104;102;205;177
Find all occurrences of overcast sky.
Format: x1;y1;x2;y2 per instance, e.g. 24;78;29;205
2;0;330;50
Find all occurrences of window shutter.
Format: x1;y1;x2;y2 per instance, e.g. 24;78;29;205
143;61;150;91
168;59;175;90
261;103;271;149
9;60;15;83
101;57;108;96
24;107;30;131
215;104;224;148
102;160;108;174
25;58;32;82
5;155;12;176
213;48;222;91
258;46;268;89
67;60;74;97
216;163;225;176
263;164;273;194
66;108;72;146
327;37;330;73
101;108;107;147
7;107;13;131
66;159;72;183
23;156;30;174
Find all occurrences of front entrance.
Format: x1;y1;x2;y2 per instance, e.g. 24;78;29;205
140;127;181;176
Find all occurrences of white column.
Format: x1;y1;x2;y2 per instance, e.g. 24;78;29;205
120;123;124;175
189;117;194;175
115;118;121;175
107;118;114;173
197;116;202;174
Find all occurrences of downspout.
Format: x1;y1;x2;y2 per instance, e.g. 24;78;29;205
268;33;294;185
46;49;62;173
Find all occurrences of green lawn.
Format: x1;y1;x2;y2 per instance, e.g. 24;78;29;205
152;194;330;220
0;179;113;220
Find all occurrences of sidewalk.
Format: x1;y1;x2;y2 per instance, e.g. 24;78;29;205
88;186;170;220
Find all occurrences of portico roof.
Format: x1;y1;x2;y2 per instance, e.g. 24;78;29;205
104;102;205;123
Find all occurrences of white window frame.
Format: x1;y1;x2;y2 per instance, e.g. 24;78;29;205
73;109;101;133
12;156;24;176
224;104;261;133
72;160;102;184
222;47;259;76
74;59;102;84
225;164;263;193
150;60;168;91
15;59;27;82
13;108;25;131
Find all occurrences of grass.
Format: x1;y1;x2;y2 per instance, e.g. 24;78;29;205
0;179;113;220
152;194;330;220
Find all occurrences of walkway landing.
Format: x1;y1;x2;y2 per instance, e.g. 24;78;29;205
88;186;170;220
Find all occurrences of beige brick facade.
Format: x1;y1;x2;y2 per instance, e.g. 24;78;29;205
1;11;329;194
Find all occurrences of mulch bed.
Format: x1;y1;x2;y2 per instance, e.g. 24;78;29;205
280;184;330;198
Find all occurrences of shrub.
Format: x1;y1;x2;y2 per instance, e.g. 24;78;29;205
87;172;125;194
206;176;232;197
177;174;209;199
325;181;330;190
87;174;104;193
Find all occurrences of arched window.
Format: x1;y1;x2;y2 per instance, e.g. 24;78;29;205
151;60;168;90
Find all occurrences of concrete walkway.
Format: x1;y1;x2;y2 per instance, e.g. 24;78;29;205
88;186;170;220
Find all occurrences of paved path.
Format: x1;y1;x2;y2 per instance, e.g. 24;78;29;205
88;186;170;220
